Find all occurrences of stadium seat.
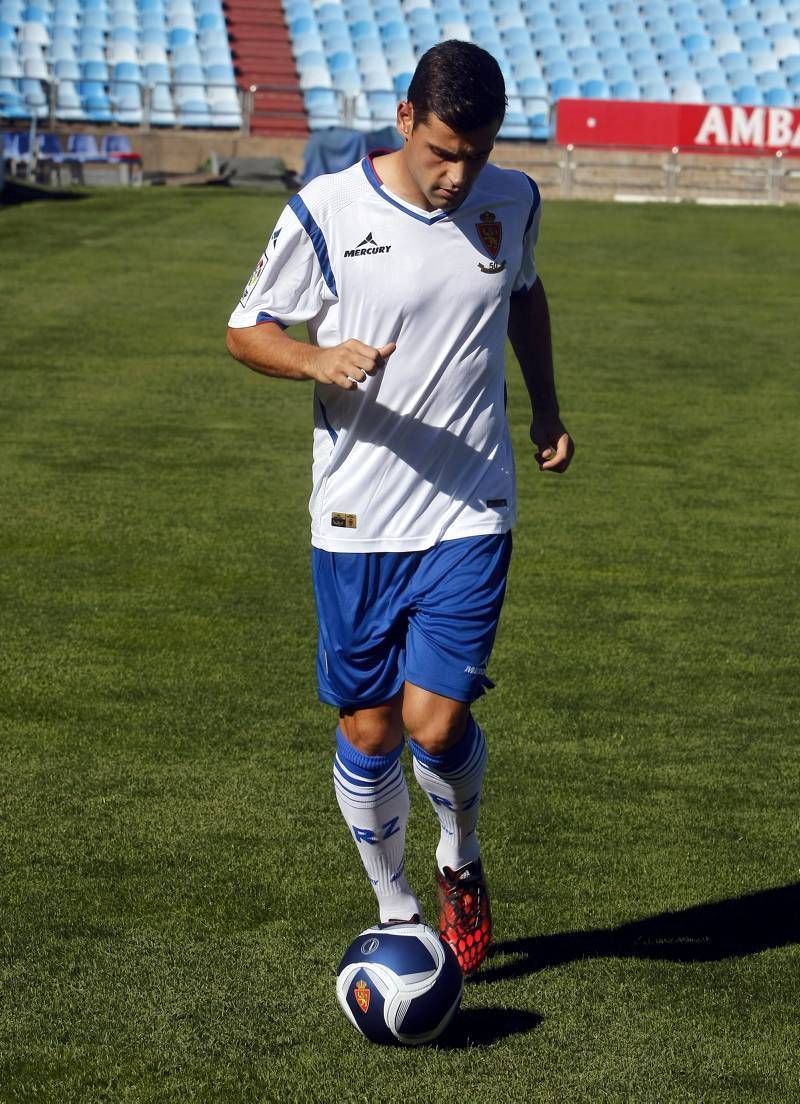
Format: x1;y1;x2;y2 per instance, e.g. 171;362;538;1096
23;53;48;79
672;78;705;100
0;82;30;116
733;82;763;101
177;97;211;126
56;77;85;117
581;76;610;96
65;131;101;160
304;85;340;127
149;81;176;124
611;77;640;97
763;84;792;103
550;75;580;98
37;130;65;160
0;52;22;76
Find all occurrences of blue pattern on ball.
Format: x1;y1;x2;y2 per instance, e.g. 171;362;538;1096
338;931;436;978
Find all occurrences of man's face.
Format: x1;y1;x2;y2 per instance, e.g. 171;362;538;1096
397;104;501;211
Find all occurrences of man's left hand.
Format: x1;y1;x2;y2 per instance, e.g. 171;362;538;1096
530;415;574;473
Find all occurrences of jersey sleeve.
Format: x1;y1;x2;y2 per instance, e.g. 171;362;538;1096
228;199;336;329
511;176;542;297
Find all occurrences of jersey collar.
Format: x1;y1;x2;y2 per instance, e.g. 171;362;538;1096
362;155;456;225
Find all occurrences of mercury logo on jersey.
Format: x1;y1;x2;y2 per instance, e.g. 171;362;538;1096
344;232;392;258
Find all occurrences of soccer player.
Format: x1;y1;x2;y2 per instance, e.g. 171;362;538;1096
226;40;573;975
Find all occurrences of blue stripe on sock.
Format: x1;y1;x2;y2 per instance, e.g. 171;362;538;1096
335;728;405;778
333;758;405;803
408;716;483;774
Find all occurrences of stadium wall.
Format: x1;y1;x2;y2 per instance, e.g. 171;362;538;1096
124;130;799;204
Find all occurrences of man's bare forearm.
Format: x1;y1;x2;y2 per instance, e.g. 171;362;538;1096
507;277;559;416
226;322;318;381
226;323;397;392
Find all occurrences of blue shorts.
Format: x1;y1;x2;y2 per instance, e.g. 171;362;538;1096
312;533;512;710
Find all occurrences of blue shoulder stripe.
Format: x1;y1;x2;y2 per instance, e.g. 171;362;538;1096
288;193;338;297
523;174;541;235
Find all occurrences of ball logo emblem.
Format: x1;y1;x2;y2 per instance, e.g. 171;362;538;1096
360;937;380;955
354;979;371;1013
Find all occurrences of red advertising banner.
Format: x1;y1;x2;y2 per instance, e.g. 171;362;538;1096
556;98;800;157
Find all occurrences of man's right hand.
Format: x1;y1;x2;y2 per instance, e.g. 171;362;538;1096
309;340;396;390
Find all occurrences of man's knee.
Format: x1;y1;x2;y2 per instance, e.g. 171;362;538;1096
402;684;469;755
339;695;404;756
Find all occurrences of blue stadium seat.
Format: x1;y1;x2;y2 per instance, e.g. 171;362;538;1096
1;84;29;117
54;57;80;79
304;86;339;127
550;75;580;97
112;80;142;122
81;58;109;80
605;61;636;82
672;78;705;100
56;77;85;117
581;76;610;95
81;82;114;121
765;84;793;104
331;66;360;92
100;133;132;158
149;82;176;123
756;73;785;96
392;68;412;94
175;62;204;83
66;132;102;159
0;52;21;76
733;82;763;101
640;79;672;98
611;77;640;96
38;131;65;159
519;73;547;95
144;60;169;82
703;81;734;100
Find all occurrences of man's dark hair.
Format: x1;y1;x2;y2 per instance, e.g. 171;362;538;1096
407;40;507;132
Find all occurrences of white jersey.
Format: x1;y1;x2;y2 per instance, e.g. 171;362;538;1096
228;156;541;552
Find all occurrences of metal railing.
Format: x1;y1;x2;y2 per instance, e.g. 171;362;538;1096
557;142;796;204
10;78;249;133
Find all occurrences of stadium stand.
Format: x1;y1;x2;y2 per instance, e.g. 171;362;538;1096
281;0;800;137
0;0;242;127
0;0;799;140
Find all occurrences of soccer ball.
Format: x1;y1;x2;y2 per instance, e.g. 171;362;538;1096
336;921;463;1046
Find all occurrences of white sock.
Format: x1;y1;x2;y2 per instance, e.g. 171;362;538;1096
410;715;487;875
333;728;421;924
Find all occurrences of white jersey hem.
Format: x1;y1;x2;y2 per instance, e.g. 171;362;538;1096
310;517;515;553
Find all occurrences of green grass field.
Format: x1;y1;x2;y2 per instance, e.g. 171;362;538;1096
1;186;798;1103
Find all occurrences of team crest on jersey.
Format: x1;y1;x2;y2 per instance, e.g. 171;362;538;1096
354;980;371;1013
476;211;502;258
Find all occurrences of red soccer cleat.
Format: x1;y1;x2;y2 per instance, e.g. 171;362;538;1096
436;859;492;976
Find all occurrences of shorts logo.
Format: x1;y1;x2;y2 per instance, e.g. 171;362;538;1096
331;512;357;528
354;979;371;1013
344;232;392;258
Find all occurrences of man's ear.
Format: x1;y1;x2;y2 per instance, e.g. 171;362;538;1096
397;100;414;141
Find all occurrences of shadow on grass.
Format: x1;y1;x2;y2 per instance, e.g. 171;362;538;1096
473;881;800;986
437;1006;544;1049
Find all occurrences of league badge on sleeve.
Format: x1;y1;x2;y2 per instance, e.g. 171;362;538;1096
239;229;281;307
240;253;266;306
